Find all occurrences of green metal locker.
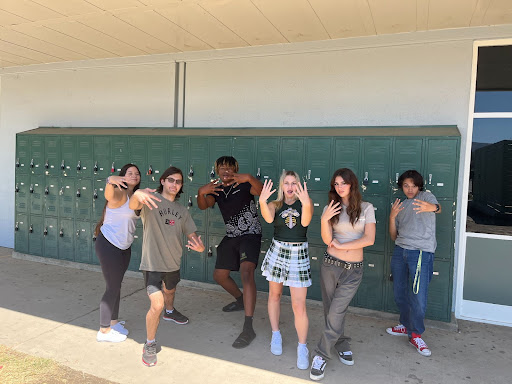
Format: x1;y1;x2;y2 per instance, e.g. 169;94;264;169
306;191;328;246
307;245;324;301
45;177;59;217
75;178;92;221
334;138;361;178
281;138;304;175
92;178;106;222
76;136;93;179
424;139;459;198
60;136;76;178
361;139;391;195
29;136;45;175
28;215;43;256
208;205;226;236
355;251;384;311
181;185;207;234
44;136;60;176
167;137;189;180
29;175;44;216
425;259;452;321
15;174;29;214
15;135;30;174
209;137;232;181
112;137;130;174
14;213;29;254
435;199;455;260
128;224;143;272
75;221;92;264
205;234;224;284
58;218;74;261
232;137;255;176
129;136;148;185
306;138;332;191
183;233;206;282
392;139;423;196
256;137;280;184
255;239;270;293
147;138;170;185
189;138;209;185
93;136;111;179
363;195;388;253
43;217;58;259
59;179;76;218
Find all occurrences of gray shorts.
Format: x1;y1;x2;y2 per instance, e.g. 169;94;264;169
143;270;181;295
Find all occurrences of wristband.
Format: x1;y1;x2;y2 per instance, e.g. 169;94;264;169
434;204;440;213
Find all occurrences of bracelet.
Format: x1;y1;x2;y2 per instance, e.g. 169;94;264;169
106;176;112;185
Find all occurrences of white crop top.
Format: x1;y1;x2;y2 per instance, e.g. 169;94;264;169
100;195;139;250
324;201;376;243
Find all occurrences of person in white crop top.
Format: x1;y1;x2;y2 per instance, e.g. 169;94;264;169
310;168;376;381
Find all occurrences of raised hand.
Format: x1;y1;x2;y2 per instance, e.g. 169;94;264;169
133;189;161;210
198;179;224;196
186;235;205;252
108;175;127;189
228;173;251;187
294;181;310;204
412;199;436;214
259;179;276;203
321;200;342;222
390;198;404;219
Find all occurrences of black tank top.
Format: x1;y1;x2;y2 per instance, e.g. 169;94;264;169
273;200;308;242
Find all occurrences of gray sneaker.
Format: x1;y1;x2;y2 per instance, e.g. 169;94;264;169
338;350;354;366
163;308;189;324
142;342;157;367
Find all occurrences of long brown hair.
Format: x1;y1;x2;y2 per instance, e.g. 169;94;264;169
328;168;362;226
94;164;141;237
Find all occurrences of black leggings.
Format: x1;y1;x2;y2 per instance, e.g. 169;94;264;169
95;232;131;328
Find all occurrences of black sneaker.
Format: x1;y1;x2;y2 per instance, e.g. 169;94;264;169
163;308;189;324
142;342;157;367
310;355;326;381
338;350;354;366
222;300;244;312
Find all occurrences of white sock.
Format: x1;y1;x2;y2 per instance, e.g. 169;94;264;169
166;308;174;314
147;339;155;344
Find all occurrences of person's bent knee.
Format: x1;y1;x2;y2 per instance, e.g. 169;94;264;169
240;262;256;282
213;269;229;284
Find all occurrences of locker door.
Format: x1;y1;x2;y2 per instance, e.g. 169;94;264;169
208;204;226;236
16;135;30;174
45;177;59;217
255;238;271;293
356;251;384;310
362;195;388;253
76;136;93;179
233;137;255;175
29;136;45;175
93;136;111;179
43;217;58;259
425;259;452;322
361;139;391;195
307;191;328;246
128;224;143;272
306;138;332;191
183;232;205;282
189;138;209;185
60;179;76;219
256;137;280;184
209;137;232;181
129;136;148;185
334;138;361;178
281;138;304;176
205;234;223;284
168;137;189;176
14;213;29;254
424;139;458;198
44;136;60;176
28;215;43;256
29;175;44;216
392;139;423;197
435;199;455;260
92;178;106;222
147;138;170;185
383;260;399;314
112;137;130;174
307;245;324;301
75;178;92;221
182;185;207;234
15;174;29;214
58;218;74;261
60;135;76;178
75;221;92;264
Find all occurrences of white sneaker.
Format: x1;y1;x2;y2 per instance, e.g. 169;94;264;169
270;331;282;355
310;355;326;381
111;321;129;336
297;344;309;370
96;329;127;343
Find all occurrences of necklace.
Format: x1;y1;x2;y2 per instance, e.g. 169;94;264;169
222;184;234;198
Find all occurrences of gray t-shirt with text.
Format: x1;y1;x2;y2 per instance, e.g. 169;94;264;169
139;192;197;273
395;191;439;253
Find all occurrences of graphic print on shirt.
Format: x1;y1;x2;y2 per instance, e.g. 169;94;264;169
280;207;300;229
159;207;182;227
225;200;262;237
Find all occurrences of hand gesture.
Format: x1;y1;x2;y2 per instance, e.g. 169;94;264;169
390;198;404;219
186;235;205;252
259;179;276;203
198;179;223;196
294;181;310;205
133;189;161;210
108;175;127;189
227;173;250;187
328;239;343;250
321;200;342;222
412;199;436;214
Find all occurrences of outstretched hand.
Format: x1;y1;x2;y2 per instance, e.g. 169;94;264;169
294;181;310;204
390;198;404;219
198;179;224;196
186;235;205;252
133;188;161;210
412;199;436;214
259;179;276;203
108;175;127;189
321;200;342;222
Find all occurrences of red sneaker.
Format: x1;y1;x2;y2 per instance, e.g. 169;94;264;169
386;324;408;336
409;333;432;356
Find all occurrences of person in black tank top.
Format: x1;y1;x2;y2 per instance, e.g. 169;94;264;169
259;171;314;370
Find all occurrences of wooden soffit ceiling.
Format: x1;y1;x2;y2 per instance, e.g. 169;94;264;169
1;0;511;69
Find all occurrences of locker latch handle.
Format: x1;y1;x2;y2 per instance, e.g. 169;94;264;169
44;227;48;236
94;161;98;172
207;246;213;257
429;174;432;185
30;158;34;168
15;183;19;193
147;165;153;175
15;222;19;231
188;166;194;177
76;160;81;171
210;166;215;179
60;160;65;170
389;273;393;282
76;189;81;198
45;159;49;169
15;158;20;168
93;189;98;199
45;186;49;195
188;197;193;208
29;184;34;193
92;235;97;242
363;171;369;185
59;228;64;237
111;162;115;173
29;225;33;233
76;230;80;237
59;187;64;195
396;172;399;183
308;169;311;180
256;167;261;180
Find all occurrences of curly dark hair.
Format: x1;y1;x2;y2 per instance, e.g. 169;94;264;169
397;170;424;191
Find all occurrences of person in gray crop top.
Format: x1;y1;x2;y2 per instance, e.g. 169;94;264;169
95;164;143;343
259;170;314;370
310;168;376;381
386;170;441;358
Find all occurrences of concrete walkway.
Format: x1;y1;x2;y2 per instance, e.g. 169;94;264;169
1;247;510;384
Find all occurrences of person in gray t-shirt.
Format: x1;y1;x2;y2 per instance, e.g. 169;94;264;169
386;170;441;358
130;166;204;367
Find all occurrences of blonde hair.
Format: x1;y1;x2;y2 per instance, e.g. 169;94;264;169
272;170;301;210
